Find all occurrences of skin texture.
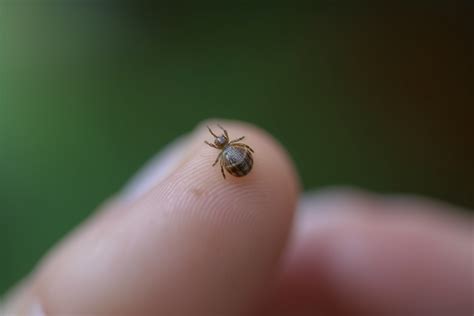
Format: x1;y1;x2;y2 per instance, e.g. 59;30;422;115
1;120;473;316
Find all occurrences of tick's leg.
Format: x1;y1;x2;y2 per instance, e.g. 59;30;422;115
220;160;226;179
204;140;218;149
217;124;229;139
229;136;245;144
212;152;222;166
233;143;255;153
207;126;218;138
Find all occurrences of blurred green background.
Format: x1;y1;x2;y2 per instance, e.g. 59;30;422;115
1;3;473;295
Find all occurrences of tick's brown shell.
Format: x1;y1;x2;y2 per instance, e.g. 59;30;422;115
222;145;253;177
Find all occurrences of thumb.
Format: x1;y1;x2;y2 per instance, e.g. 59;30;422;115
3;120;299;315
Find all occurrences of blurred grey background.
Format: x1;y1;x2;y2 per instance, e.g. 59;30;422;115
1;3;473;294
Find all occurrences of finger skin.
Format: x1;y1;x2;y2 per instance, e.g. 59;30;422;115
28;120;299;315
264;191;474;315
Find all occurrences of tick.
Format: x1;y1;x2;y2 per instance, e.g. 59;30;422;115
204;125;255;179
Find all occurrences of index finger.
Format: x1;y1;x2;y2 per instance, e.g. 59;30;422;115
14;120;299;315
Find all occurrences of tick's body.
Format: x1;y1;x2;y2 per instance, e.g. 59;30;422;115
205;125;254;179
222;145;254;177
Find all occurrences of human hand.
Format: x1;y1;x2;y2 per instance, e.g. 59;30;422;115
2;121;472;315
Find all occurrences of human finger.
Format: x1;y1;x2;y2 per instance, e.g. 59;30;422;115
4;120;299;315
264;190;473;315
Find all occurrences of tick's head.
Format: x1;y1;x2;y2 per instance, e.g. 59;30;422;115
207;125;229;149
214;135;228;148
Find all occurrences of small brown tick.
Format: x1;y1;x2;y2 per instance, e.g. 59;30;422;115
204;125;255;179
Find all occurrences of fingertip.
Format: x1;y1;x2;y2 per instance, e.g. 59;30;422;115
120;118;300;232
164;119;300;224
31;119;300;315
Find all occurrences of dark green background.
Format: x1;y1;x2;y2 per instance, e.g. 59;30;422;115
1;3;473;295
